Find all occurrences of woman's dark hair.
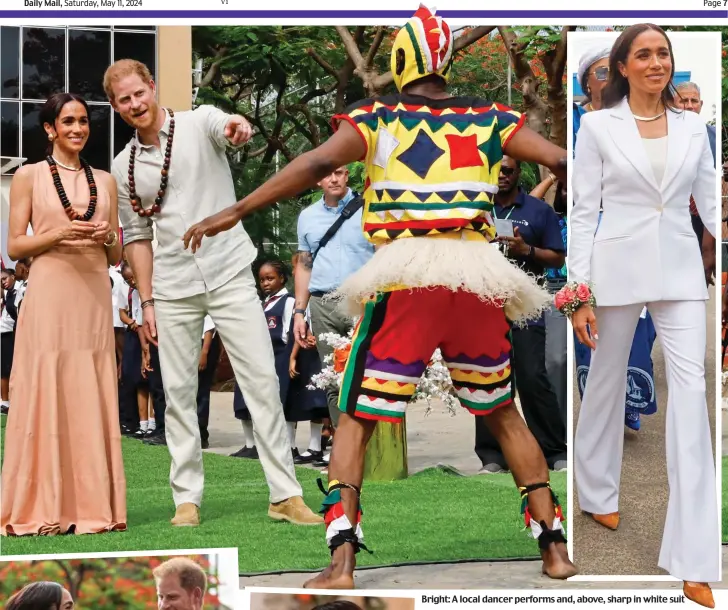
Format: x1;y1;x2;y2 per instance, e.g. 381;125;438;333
601;24;678;111
312;602;364;610
39;92;89;155
6;582;65;610
258;258;290;284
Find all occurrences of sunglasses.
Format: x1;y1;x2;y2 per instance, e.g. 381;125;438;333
591;66;609;81
499;166;516;176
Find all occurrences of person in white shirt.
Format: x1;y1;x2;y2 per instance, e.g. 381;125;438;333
197;315;221;450
104;59;320;527
0;269;20;415
109;264;127;369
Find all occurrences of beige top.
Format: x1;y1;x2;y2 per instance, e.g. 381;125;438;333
641;135;668;189
112;106;257;300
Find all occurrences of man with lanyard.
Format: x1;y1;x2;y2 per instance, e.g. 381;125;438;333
474;156;567;474
183;6;576;586
292;166;375;466
105;58;320;527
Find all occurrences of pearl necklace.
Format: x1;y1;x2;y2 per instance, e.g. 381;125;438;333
52;156;82;171
632;110;665;122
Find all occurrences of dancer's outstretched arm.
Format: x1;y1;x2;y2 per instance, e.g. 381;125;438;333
504;126;567;183
182;121;365;252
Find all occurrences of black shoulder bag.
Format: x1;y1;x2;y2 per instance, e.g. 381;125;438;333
311;193;364;262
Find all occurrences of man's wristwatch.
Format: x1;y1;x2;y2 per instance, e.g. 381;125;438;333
294;308;307;317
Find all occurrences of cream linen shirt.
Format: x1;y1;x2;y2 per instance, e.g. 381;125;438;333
113;106;257;300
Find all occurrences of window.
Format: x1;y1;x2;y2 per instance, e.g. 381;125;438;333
69;29;111;102
0;25;157;173
1;102;19;158
1;26;19;99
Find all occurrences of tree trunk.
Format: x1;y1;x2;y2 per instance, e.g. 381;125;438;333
363;419;408;481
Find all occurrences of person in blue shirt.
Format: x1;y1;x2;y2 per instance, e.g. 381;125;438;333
474;156;567;473
291;166;375;468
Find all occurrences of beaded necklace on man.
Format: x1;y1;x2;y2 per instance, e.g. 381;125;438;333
127;108;175;218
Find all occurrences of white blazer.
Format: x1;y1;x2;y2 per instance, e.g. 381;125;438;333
569;96;716;307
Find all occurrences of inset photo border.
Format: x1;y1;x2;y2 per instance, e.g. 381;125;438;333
567;27;723;580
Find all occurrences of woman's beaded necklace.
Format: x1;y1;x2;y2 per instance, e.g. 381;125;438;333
46;155;97;221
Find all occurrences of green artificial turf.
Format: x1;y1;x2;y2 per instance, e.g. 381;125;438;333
1;415;565;573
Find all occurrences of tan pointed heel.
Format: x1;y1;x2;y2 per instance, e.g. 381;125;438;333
683;582;714;608
584;511;619;530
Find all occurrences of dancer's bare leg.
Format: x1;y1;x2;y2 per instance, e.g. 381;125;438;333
480;405;577;579
303;412;377;589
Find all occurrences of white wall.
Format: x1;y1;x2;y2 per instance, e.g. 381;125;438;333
568;31;721;124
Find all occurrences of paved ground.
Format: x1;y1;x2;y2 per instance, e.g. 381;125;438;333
205;391;491;476
240;550;728;590
572;287;720;576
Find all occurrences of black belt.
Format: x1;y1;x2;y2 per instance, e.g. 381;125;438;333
310;291;332;298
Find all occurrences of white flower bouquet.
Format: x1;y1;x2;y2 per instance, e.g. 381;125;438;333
308;329;460;415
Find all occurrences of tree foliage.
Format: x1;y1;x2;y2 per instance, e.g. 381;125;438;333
0;556;223;610
191;25;569;259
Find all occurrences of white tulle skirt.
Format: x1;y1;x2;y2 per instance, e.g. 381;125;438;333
329;234;551;326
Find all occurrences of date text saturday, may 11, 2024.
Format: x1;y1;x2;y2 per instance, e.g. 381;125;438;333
23;0;144;7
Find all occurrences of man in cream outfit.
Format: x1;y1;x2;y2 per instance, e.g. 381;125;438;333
106;59;321;527
571;96;719;582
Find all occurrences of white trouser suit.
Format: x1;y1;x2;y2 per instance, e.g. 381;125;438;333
570;99;719;581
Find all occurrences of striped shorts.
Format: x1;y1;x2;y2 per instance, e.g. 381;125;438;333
338;287;514;422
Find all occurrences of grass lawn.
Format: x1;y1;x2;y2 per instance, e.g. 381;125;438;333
0;415;565;573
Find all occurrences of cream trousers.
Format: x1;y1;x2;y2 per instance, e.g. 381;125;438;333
155;266;302;507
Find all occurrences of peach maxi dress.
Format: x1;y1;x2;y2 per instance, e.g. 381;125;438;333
1;161;127;536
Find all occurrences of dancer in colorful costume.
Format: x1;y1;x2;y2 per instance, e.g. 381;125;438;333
183;5;577;588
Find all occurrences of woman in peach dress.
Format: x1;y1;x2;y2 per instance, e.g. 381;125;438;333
1;93;126;536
